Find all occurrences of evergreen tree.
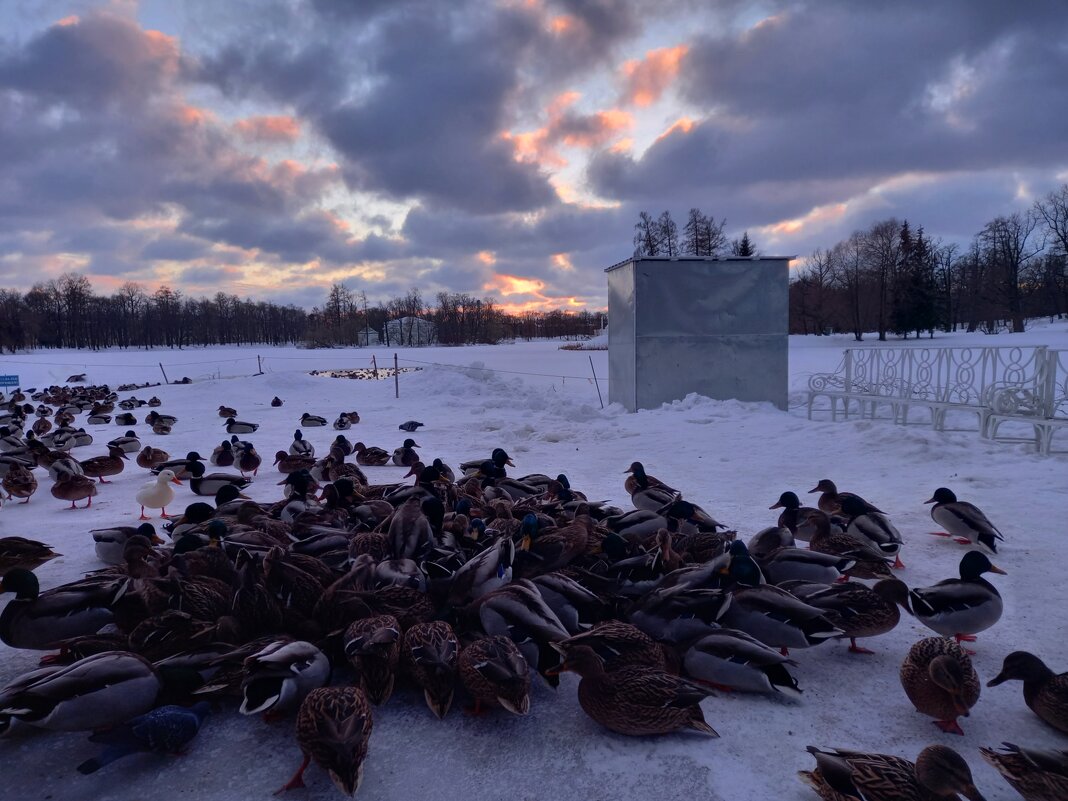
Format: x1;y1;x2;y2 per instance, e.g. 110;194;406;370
730;231;756;257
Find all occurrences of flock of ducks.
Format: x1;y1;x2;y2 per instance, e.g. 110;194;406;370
0;383;1066;800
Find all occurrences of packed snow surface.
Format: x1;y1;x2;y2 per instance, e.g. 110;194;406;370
1;325;1066;800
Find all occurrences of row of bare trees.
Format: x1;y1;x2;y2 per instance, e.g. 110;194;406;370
0;278;307;352
0;275;609;353
790;185;1068;339
305;285;605;347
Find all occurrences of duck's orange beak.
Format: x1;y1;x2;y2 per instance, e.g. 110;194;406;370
171;478;182;485
808;486;820;493
769;502;783;509
988;564;1007;575
923;496;937;504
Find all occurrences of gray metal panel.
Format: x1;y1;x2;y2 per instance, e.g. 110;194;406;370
635;260;788;337
607;257;789;412
607;262;636;410
635;335;788;410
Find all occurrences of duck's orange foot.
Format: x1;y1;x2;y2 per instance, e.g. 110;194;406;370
848;639;875;655
933;719;964;736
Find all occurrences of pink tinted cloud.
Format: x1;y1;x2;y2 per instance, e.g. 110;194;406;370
503;92;633;168
620;45;688;107
233;115;302;143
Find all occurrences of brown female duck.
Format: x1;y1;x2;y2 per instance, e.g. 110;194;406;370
988;651;1068;734
79;444;128;483
900;636;980;735
553;644;717;736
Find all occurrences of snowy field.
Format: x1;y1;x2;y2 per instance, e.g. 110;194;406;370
1;323;1067;801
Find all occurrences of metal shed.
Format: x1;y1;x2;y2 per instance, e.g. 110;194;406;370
606;256;790;412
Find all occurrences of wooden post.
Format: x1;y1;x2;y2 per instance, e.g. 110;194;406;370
589;355;604;409
371;354;379;380
159;362;170;384
394;353;399;399
256;355;264;375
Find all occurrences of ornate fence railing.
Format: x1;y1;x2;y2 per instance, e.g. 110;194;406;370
807;344;1066;454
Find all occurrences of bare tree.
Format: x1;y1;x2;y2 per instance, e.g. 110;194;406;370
978;211;1044;332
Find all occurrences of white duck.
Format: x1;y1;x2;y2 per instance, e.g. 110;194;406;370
136;469;182;520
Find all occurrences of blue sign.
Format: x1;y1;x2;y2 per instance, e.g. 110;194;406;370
0;375;18;387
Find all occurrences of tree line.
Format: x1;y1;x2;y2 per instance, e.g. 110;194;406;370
790;184;1068;338
0;277;606;353
633;208;756;258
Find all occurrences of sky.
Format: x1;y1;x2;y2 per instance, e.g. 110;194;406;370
1;0;1066;312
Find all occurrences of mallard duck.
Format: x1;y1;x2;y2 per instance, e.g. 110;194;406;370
555;621;668;672
0;651;162;732
797;509;894;579
719;582;843;655
398;420;423;432
51;471;99;509
623;461;677;496
757;547;855;585
239;640;330;717
218;405;237;418
210;440;235;467
514;512;591;579
106;431;140;454
332;414;353;430
555;645;717;736
682;628;801;695
136;469;182;519
809;479;884;516
471;579;570;681
430;457;455;483
76;701;211;774
136;445;170;470
747;524;795;559
114;413;137;426
839;494;904;568
289;430;314;457
387;496;434;560
460;447;513;476
445;537;514;605
151;419;172;435
344;614;401;705
778;579;909;655
0;537;61;575
145;412;176;427
988;651;1068;734
271;396;284;407
274;450;316;474
2;461;37;503
224;417;258;434
187;464;252;497
391;438;420;466
530;573;604;635
87;412;111;425
800;744;986;801
301;412;327;427
277;687;373;796
80;444;128;483
402;621;458;719
236;444;261;476
926;487;1004;553
458;635;531;716
901;636;981;735
152;451;204;480
980;743;1068;801
909;551;1005;649
91;522;163;564
628;585;732;645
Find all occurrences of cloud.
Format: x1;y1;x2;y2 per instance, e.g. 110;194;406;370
619;45;688;106
232;115;301;143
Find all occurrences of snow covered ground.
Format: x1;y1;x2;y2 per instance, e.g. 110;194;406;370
1;323;1067;800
